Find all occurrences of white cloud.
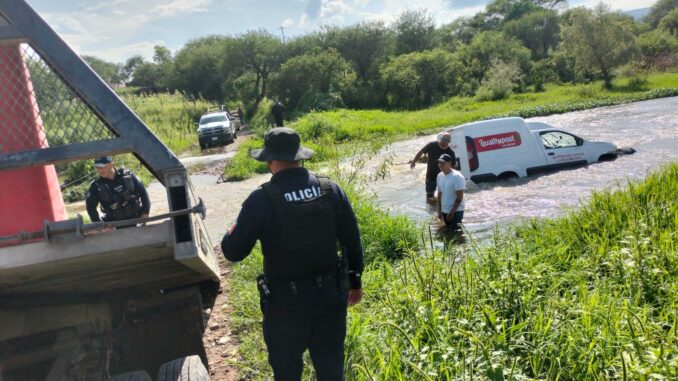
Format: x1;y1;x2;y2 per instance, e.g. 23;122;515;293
88;40;166;62
281;18;295;28
570;1;658;11
41;0;214;62
150;0;212;19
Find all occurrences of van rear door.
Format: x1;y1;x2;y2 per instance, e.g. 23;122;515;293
449;127;470;177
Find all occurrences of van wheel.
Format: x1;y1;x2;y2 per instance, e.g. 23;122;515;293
498;172;519;181
157;355;210;381
110;370;152;381
199;142;206;150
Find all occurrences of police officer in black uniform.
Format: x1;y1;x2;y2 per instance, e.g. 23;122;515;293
85;156;150;223
271;99;285;127
221;128;364;381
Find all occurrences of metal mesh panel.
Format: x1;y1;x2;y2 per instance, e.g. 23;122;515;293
0;43;114;155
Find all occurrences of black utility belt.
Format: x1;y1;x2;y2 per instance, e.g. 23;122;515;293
268;270;339;296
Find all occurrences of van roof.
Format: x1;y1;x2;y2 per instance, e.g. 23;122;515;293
449;117;526;131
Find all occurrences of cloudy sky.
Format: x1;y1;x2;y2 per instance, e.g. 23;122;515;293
18;0;658;62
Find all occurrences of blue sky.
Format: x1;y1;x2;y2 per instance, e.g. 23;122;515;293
22;0;658;62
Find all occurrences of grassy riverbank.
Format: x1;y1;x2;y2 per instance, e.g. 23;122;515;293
224;163;678;380
224;72;678;180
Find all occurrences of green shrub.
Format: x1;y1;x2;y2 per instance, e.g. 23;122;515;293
248;98;276;137
475;59;524;101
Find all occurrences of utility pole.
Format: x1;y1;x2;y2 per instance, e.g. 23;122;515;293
279;25;286;44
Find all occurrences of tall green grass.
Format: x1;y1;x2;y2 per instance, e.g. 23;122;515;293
225;72;678;181
223;163;678;380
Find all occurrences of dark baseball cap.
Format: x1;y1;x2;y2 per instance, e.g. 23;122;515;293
94;156;113;167
437;154;453;163
250;127;314;162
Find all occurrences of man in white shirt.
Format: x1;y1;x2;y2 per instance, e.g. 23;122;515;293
436;153;465;230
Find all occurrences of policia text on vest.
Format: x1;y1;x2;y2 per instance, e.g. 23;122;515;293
86;157;150;223
221;128;364;381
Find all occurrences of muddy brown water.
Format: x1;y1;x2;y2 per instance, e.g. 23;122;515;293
77;97;677;243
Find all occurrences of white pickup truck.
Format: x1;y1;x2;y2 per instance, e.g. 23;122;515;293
447;117;621;182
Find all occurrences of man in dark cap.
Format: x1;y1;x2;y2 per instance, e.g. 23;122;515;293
222;127;364;381
85;156;150;223
410;132;456;200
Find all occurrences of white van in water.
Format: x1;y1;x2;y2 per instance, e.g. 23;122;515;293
447;117;619;182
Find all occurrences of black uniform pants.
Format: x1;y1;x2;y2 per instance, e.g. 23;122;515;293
261;277;348;381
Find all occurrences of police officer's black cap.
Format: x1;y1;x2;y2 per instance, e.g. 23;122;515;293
250;128;314;162
94;156;113;167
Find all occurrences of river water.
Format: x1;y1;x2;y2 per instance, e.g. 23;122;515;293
370;97;678;238
136;97;677;243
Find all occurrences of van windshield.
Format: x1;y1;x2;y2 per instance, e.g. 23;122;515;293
200;115;227;125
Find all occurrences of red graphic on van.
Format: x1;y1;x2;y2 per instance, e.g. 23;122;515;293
474;132;521;152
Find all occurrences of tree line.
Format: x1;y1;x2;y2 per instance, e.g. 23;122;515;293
85;0;678;114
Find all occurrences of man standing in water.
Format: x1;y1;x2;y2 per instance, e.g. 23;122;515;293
436;153;465;230
410;132;455;199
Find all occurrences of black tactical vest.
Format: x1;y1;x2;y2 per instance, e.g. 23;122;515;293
96;169;143;221
261;175;339;281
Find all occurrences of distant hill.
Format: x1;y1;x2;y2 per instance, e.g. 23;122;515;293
624;7;650;20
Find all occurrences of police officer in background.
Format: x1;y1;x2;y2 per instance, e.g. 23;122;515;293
222;128;364;381
85;156;150;223
271;98;285;127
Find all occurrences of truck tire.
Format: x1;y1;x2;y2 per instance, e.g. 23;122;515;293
157;355;210;381
199;142;206;150
110;370;152;381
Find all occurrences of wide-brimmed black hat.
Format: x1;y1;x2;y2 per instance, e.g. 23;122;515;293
250;127;314;162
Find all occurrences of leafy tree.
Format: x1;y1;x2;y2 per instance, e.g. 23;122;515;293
475;58;524;100
659;8;678;36
455;31;531;88
529;58;556;91
393;9;436;54
322;21;391;81
272;49;356;111
122;55;144;83
172;36;231;99
645;0;678;27
151;45;174;88
82;55;124;84
503;9;560;59
637;29;678;61
560;4;638;88
153;45;172;64
381;49;462;108
233;30;284;99
128;62;160;87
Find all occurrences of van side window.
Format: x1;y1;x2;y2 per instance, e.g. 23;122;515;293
465;136;479;172
540;131;580;149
